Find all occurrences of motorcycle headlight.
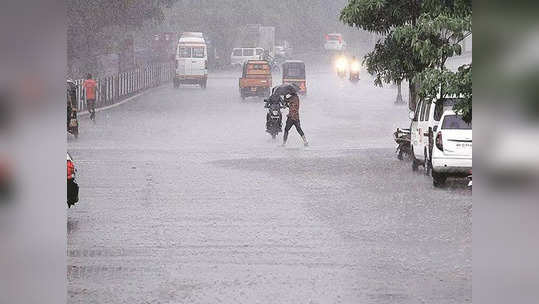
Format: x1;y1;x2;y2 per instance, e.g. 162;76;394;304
351;62;360;72
272;110;279;115
335;57;348;71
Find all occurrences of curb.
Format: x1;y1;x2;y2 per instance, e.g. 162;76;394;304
78;85;166;116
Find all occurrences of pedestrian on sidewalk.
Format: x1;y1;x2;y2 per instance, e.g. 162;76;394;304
282;92;308;147
82;73;97;121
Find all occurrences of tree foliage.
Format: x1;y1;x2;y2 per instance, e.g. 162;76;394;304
417;64;472;122
341;0;472;120
67;0;176;72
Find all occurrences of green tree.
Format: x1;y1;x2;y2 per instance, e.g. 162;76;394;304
340;0;424;108
340;0;472;113
395;8;472;120
67;0;175;75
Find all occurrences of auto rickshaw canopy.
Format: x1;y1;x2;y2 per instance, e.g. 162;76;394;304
282;60;305;79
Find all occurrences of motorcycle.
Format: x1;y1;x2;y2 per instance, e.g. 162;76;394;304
335;55;348;78
393;128;411;160
67;80;79;138
270;58;282;72
264;96;284;139
349;60;360;82
264;54;282;72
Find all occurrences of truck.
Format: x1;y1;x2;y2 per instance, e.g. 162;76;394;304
235;24;275;57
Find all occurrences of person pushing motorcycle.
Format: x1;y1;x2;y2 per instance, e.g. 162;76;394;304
282;92;308;147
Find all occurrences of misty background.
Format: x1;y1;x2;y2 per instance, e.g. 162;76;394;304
67;0;373;78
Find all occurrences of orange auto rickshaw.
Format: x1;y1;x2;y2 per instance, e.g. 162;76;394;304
282;60;306;95
238;60;272;99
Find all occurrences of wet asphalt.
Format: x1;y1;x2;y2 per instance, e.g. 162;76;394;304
67;54;471;304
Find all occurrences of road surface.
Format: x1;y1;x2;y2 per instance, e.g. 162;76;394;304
67;54;471;304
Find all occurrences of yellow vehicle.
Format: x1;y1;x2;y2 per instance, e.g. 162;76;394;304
282;60;306;95
239;60;272;99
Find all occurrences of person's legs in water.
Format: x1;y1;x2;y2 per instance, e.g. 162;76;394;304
266;112;271;131
282;118;293;146
88;99;96;121
292;120;308;146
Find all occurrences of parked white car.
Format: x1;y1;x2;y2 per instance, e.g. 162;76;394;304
410;97;461;174
324;33;346;51
230;47;264;67
431;110;472;186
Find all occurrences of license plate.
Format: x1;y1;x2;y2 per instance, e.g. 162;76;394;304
250;87;257;91
456;143;472;148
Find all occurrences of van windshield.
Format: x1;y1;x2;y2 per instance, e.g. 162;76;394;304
192;47;205;58
178;46;191;58
441;115;472;129
233;49;242;56
243;49;254;56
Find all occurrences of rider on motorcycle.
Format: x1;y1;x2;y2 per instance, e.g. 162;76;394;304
264;93;284;131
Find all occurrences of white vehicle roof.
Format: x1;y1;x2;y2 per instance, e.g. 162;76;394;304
181;32;203;38
179;37;205;44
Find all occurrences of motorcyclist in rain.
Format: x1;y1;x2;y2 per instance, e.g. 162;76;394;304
265;94;284;131
282;92;308;147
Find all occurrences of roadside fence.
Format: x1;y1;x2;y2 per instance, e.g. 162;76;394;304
73;62;174;112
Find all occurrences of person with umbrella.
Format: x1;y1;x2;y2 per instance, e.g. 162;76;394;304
273;84;308;147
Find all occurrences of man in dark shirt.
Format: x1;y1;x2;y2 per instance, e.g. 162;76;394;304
283;93;308;146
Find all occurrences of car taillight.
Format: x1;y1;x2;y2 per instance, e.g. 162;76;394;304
67;160;75;180
436;132;443;151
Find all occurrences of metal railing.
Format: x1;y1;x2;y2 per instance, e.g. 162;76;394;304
73;62;174;112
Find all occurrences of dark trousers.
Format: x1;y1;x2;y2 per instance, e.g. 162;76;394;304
87;99;96;119
283;118;304;141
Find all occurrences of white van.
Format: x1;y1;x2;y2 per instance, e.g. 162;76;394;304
230;47;264;67
410;97;461;173
174;32;208;88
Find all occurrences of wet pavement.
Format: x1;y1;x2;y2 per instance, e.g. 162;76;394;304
67;55;471;303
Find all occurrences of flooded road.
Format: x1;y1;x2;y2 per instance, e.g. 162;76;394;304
67;54;471;303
